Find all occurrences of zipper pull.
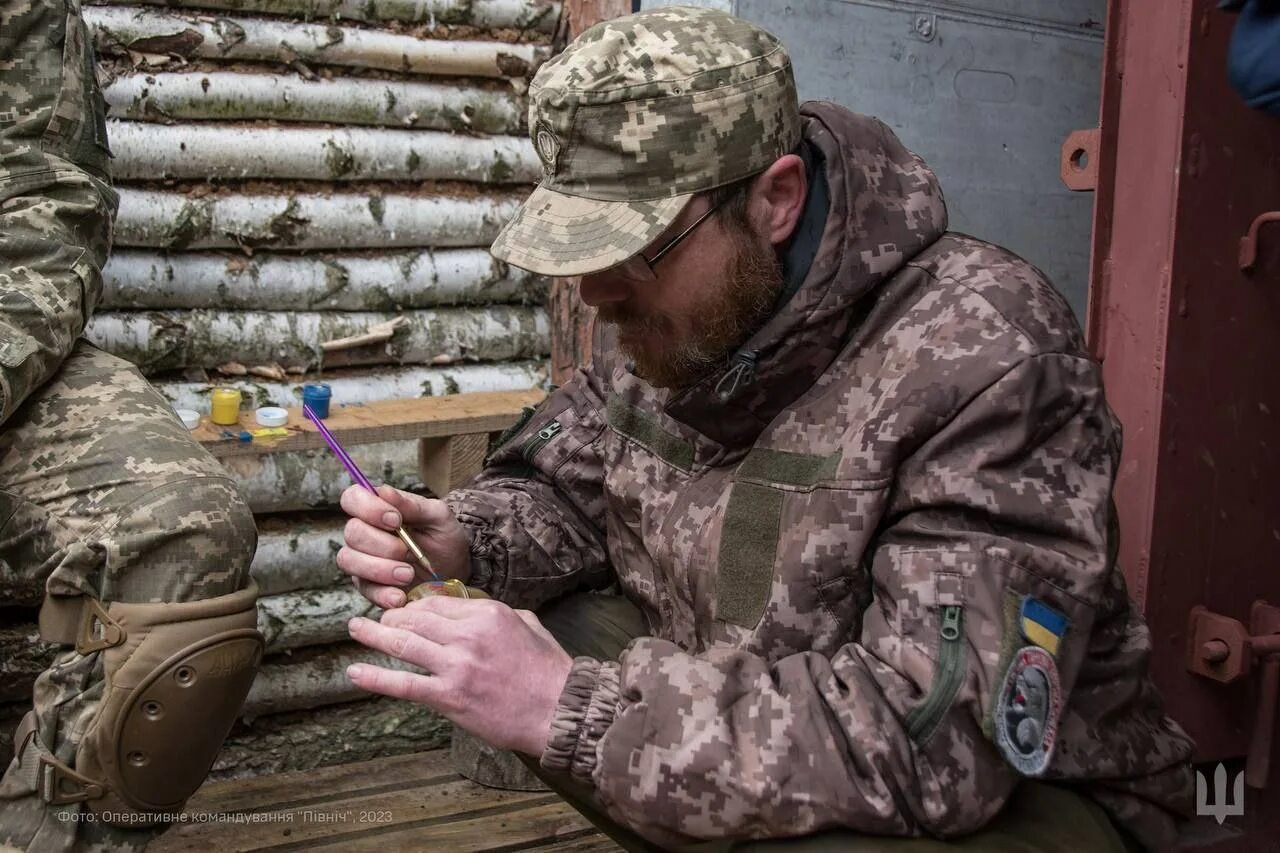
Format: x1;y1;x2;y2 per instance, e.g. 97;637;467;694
940;605;963;641
714;350;758;402
522;419;564;462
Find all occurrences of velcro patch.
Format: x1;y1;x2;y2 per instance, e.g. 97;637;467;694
994;645;1062;776
1020;596;1069;657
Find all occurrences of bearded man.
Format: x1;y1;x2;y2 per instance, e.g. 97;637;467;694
337;7;1194;851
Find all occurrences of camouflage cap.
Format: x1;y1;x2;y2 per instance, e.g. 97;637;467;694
490;6;802;276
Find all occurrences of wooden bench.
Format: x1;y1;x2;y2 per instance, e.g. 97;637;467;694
192;389;545;496
151;748;620;852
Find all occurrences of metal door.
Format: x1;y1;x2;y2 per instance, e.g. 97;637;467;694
1087;2;1280;841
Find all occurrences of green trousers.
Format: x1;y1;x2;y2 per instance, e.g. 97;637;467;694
527;591;1142;853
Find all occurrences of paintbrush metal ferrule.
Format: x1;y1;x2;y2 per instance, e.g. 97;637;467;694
396;526;439;581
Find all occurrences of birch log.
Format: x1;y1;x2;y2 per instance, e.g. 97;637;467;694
217;438;424;511
113;188;521;250
104;72;523;134
210;696;451;781
155;361;545;411
102;249;546;310
242;646;420;718
256;586;380;653
96;0;563;33
250;517;347;595
107;120;539;182
84;307;549;372
87;7;547;79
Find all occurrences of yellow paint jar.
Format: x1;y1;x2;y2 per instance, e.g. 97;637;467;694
210;387;243;425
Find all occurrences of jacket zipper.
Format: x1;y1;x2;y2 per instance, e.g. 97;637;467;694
905;604;966;744
520;419;563;462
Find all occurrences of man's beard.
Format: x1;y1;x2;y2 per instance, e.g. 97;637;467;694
598;224;782;389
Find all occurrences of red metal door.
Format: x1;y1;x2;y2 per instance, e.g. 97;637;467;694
1086;0;1280;841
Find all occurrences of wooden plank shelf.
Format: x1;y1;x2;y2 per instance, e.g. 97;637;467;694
151;749;620;852
192;390;544;459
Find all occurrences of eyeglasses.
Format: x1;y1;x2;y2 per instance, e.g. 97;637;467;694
613;197;726;282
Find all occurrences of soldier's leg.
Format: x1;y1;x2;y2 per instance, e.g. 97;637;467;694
529;592;1140;853
0;342;259;852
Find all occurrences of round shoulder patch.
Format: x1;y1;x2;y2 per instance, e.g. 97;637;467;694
994;645;1062;776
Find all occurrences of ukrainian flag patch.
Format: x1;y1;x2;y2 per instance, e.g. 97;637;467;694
1020;597;1068;657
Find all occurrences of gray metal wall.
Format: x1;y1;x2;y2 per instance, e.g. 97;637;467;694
645;0;1105;318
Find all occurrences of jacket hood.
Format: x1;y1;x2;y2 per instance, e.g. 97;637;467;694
664;101;948;448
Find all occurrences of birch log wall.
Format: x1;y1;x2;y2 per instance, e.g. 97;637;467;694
0;0;560;778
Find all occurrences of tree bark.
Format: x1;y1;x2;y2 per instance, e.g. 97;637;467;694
107;120;539;183
216;439;425;512
560;0;631;36
256;586;381;653
84;306;549;372
546;0;629;384
88;6;549;79
210;696;451;782
243;644;421;718
102;249;547;311
104;71;523;134
250;517;348;596
113;188;521;251
94;0;563;33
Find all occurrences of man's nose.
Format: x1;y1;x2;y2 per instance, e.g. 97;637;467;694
578;271;631;307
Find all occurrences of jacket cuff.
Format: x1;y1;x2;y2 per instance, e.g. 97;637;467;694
541;657;621;786
444;501;501;595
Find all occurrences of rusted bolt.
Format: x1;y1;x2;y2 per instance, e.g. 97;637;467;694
1201;640;1231;664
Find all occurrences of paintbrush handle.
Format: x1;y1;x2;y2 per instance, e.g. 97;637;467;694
305;404;376;492
305;403;440;582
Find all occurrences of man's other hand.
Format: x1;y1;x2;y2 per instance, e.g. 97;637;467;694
346;596;574;756
338;485;472;609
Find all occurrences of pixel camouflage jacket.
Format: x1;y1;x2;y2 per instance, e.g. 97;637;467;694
447;102;1195;850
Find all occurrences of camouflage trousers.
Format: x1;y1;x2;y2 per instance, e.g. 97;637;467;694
529;592;1143;853
0;342;258;852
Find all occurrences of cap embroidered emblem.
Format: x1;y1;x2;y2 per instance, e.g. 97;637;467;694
534;121;560;178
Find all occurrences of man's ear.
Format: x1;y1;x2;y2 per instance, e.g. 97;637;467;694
749;154;808;247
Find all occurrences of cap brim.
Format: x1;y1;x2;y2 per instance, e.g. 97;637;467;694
490;184;694;277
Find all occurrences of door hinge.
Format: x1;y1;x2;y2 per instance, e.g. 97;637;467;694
1187;601;1280;789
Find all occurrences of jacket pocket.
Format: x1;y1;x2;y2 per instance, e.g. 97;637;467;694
904;571;968;744
517;404;603;479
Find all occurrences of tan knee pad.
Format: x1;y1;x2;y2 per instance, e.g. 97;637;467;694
73;583;263;824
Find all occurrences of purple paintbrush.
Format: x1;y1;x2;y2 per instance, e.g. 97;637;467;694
304;403;439;581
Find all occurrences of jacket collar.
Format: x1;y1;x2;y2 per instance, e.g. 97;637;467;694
650;102;949;453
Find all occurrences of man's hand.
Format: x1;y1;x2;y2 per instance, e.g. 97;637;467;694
347;596;574;756
338;485;472;609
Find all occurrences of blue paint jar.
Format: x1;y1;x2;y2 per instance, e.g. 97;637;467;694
302;383;332;419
